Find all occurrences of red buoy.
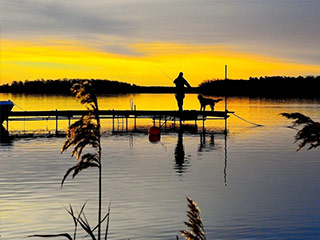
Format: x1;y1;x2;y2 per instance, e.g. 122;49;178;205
149;126;161;136
148;126;161;143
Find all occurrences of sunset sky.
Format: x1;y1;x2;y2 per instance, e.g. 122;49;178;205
1;0;319;86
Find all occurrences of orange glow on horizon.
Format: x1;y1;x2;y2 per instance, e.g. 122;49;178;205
1;38;320;86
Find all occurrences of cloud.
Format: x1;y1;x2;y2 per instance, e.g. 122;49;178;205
0;0;135;36
1;0;319;64
2;39;320;85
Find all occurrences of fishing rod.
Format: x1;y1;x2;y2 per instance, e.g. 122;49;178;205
157;66;173;81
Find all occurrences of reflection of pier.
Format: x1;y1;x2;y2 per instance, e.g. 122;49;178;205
6;109;233;135
174;131;229;184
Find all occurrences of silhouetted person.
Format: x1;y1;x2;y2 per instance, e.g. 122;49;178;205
173;72;191;111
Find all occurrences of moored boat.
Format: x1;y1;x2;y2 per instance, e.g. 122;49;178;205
0;100;14;124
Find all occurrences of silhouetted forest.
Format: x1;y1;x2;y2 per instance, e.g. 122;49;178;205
0;76;319;97
199;76;320;98
0;79;139;94
0;79;194;94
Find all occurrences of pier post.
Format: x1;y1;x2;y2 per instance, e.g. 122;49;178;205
224;64;228;135
112;110;115;133
126;116;128;132
134;105;137;131
202;115;205;132
225;65;228;112
6;119;9;132
55;109;58;135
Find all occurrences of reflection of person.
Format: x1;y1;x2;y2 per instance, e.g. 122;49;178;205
174;130;185;173
174;130;191;174
173;72;191;111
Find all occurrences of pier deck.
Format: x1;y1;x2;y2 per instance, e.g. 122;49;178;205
9;109;230;118
6;109;233;134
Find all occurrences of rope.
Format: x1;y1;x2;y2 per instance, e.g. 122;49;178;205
231;112;264;127
13;102;26;111
13;103;50;121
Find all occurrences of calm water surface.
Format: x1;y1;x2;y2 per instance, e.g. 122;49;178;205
0;93;320;239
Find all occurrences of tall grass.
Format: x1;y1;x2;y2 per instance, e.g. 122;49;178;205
180;197;207;240
282;112;320;150
29;80;109;240
29;82;210;239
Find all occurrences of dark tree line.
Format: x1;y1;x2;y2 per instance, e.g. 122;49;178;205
199;76;320;97
0;78;198;94
0;79;139;94
1;76;319;97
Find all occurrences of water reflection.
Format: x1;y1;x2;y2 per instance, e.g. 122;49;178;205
198;133;216;152
198;132;228;185
224;134;228;186
174;131;190;174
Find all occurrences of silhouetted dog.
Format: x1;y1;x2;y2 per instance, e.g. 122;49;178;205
197;95;223;111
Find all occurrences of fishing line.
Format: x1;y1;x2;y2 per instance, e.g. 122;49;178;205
157;66;173;81
231;112;264;127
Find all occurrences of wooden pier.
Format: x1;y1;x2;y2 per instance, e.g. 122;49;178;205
5;109;233;135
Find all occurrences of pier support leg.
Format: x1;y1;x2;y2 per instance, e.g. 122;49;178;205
68;116;71;127
134;106;137;131
55;110;58;136
6;120;9;132
202;117;205;133
126;116;128;132
112;115;115;133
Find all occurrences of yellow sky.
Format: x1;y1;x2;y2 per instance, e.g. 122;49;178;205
1;38;320;86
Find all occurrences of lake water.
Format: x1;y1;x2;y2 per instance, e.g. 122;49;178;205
1;93;320;239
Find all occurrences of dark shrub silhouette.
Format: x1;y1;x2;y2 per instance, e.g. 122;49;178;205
282;112;320;150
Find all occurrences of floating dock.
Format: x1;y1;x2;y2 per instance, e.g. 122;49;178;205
5;109;233;135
